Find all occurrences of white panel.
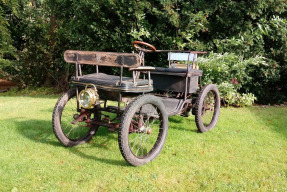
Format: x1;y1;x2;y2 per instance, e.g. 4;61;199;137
168;52;197;61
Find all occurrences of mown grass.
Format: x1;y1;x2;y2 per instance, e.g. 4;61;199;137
0;95;286;191
0;86;60;96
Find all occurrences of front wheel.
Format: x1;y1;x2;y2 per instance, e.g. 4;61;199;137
52;88;99;147
194;84;220;132
118;95;168;166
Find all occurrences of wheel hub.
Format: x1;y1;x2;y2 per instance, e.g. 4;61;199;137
139;126;152;134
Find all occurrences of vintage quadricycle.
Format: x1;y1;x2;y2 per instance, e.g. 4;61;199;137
52;41;220;166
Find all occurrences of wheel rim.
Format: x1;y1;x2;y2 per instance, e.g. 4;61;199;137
128;104;163;158
201;90;217;127
61;96;94;141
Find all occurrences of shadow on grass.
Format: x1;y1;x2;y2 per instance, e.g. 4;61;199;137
11;119;61;147
12;119;128;166
168;116;198;133
68;147;129;167
248;107;287;138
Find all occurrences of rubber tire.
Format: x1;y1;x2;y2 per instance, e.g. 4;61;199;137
52;88;99;147
118;95;168;166
194;84;220;133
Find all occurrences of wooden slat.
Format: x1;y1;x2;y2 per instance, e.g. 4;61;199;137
64;50;140;68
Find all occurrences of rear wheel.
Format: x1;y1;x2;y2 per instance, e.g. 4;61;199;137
118;95;168;166
52;88;100;147
194;84;220;132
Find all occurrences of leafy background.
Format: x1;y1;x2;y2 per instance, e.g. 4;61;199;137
0;0;286;104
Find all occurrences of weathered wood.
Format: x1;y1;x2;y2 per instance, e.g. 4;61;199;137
64;50;140;68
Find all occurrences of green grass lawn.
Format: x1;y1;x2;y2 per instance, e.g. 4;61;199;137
0;95;286;191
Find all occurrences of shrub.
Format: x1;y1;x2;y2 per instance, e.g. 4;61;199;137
217;82;256;107
198;53;263;106
197;52;266;88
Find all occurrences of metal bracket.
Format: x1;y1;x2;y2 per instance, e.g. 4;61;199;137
75;53;82;80
119;56;124;85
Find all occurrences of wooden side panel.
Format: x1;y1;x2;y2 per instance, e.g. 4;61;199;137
64;50;140;68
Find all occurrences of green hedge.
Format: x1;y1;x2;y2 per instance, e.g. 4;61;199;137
0;0;286;104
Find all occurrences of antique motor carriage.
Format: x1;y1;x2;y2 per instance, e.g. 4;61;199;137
52;41;220;166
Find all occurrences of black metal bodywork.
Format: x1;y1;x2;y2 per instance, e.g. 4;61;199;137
151;68;202;93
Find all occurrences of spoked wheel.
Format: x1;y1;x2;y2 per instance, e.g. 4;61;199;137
118;95;168;166
52;88;100;147
194;84;220;132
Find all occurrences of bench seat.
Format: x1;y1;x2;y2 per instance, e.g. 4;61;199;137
71;73;153;93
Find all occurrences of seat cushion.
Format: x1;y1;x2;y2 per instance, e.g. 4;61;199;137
71;73;153;92
153;67;202;76
154;67;188;73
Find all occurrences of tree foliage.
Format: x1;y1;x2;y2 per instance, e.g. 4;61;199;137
0;0;17;79
0;0;286;103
